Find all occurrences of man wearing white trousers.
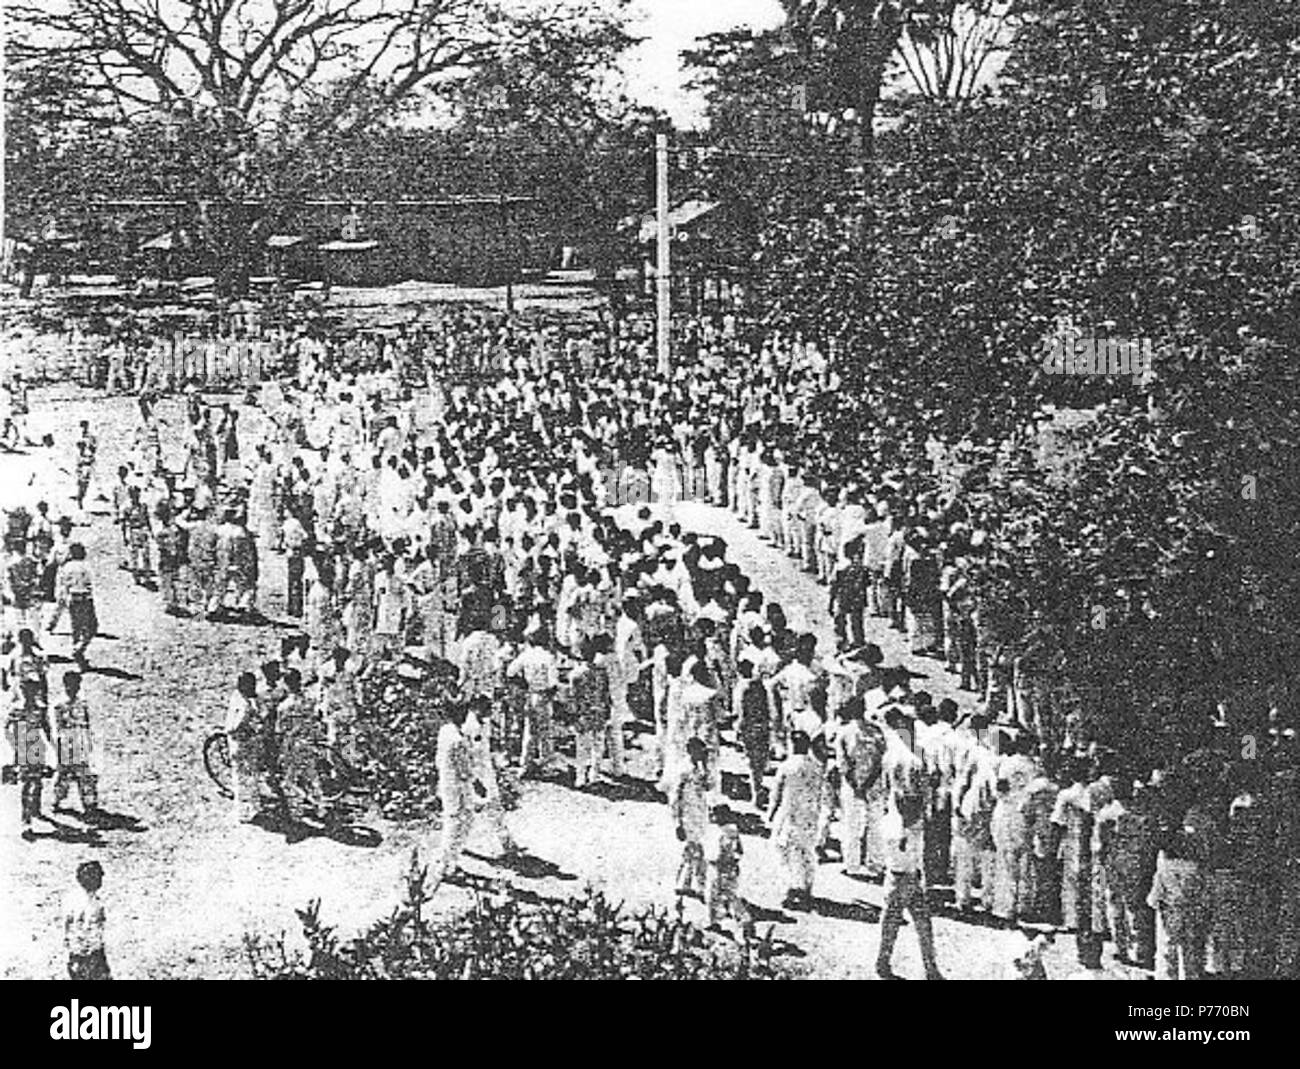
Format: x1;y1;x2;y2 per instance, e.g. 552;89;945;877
609;597;648;778
463;697;516;860
434;704;480;887
952;720;999;911
834;699;882;876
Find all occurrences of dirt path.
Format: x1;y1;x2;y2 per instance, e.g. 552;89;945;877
1;388;1136;980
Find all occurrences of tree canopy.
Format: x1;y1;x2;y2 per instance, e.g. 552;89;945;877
697;0;1300;753
4;0;643;292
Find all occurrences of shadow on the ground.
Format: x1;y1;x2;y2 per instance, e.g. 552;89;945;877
746;900;796;926
86;664;145;682
580;775;664;805
486;881;553;906
61;806;148;833
209;610;297;630
720;770;758;805
523;765;585;790
808;896;881;924
762;937;809;960
843;869;885;886
260;811;383;848
323;823;383;848
929;902;1020;931
21;815;104;846
47;652;145;681
468;848;578;882
439;869;496;892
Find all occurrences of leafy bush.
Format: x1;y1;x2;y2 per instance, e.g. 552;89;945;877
351;658;459;821
245;852;789;980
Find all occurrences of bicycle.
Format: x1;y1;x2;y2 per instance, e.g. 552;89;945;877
202;730;235;799
203;728;368;817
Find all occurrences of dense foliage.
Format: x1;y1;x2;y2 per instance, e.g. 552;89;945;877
246;854;787;980
688;0;1300;756
350;658;460;822
880;0;1300;748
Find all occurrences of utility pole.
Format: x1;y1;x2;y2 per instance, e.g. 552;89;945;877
655;129;671;377
495;133;514;315
500;192;514;315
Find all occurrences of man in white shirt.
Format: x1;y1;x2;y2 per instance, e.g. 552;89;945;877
610;597;648;776
876;793;944;980
837;490;868;569
463;696;516;860
834;698;883;877
507;631;560;775
772;636;821;743
459;628;503;702
861;508;891;617
815;493;842;585
433;704;482;886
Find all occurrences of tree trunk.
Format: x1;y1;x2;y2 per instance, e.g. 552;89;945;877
213;201;254;299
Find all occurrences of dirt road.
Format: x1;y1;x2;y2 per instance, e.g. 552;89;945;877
0;387;1137;981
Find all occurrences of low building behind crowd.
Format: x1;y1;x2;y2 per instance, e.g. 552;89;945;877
8;195;556;291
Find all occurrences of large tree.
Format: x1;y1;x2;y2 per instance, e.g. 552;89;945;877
443;0;654;296
681;28;834;294
772;0;1300;756
2;45;121;285
5;0;618;293
894;1;1026;101
779;0;908;163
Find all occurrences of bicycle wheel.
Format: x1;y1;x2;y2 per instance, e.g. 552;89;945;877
203;732;234;799
316;746;351;803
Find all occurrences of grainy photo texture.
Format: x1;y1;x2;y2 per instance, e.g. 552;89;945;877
1;0;1298;984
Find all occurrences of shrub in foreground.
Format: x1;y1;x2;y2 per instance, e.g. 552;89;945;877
246;852;789;980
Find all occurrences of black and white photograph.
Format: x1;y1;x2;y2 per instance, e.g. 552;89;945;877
0;0;1296;1014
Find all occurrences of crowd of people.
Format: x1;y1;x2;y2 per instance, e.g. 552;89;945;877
6;316;285;394
4;300;1298;981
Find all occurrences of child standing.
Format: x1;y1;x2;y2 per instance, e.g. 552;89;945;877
64;860;110;979
705;803;751;937
52;670;98;815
